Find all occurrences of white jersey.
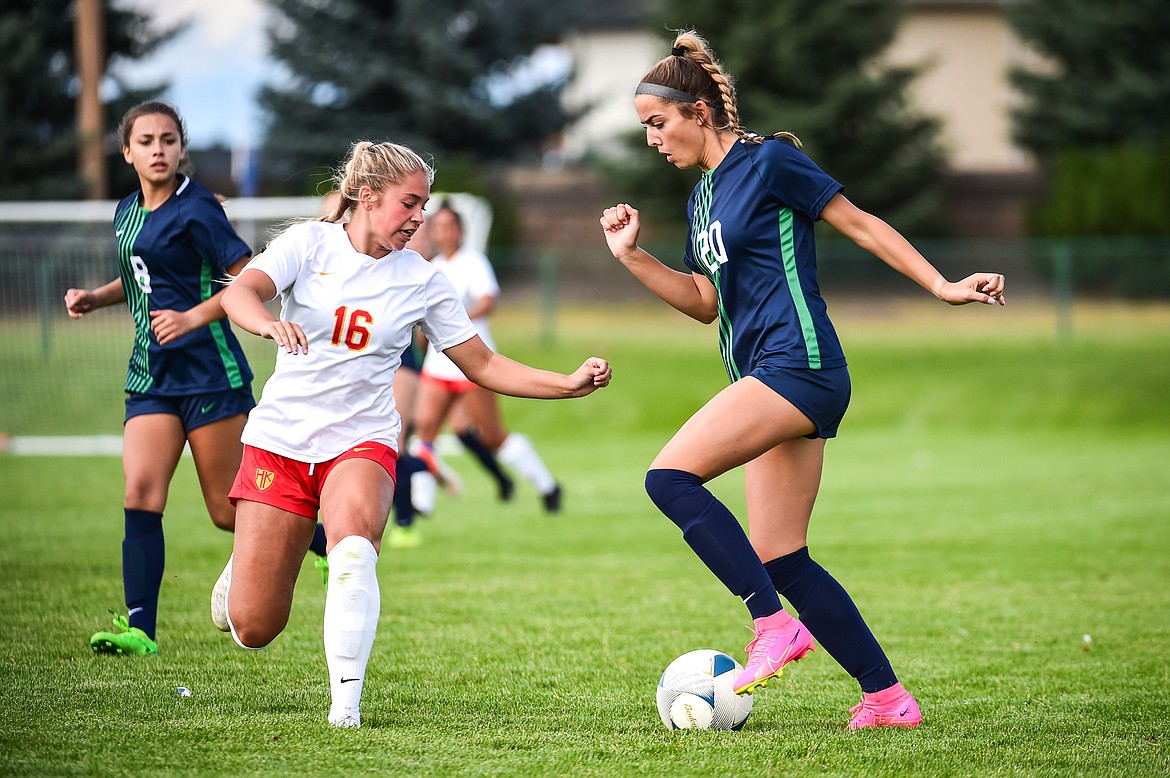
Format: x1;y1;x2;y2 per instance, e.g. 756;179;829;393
420;246;500;381
241;221;477;462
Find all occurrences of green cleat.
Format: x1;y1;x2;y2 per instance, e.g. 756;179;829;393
90;612;158;656
314;556;330;590
387;525;422;549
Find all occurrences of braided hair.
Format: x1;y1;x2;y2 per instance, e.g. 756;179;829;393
638;30;800;147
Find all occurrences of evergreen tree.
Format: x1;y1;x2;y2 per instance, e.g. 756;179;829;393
1009;0;1170;157
260;0;580;193
1010;1;1170;290
607;0;947;238
0;2;176;199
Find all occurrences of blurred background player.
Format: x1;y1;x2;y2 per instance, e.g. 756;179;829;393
411;202;563;514
216;140;610;727
63;100;329;657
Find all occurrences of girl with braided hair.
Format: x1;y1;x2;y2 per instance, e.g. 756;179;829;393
600;30;1005;729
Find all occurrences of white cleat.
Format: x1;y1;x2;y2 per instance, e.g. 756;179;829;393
329;710;361;728
210;555;232;632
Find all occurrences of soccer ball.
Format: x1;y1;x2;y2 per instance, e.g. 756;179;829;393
656;649;753;731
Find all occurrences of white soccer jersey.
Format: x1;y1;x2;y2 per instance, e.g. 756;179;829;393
420;246;500;381
240;221;478;461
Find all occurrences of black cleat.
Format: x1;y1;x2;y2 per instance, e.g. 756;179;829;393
542;483;562;514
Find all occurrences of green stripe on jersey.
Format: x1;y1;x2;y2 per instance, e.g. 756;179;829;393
116;205;154;392
777;207;821;369
692;174;740;382
201;261;245;389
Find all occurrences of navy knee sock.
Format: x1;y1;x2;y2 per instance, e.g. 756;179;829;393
393;454;428;527
764;546;897;692
457;431;514;494
122;508;164;640
309;523;328;557
645;469;782;620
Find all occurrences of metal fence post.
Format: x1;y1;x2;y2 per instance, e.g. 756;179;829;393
539;252;557;347
1053;241;1073;343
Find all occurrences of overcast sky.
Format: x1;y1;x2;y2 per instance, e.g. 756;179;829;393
114;0;271;149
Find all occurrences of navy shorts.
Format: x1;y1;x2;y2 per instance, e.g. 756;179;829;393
748;364;851;439
400;341;420;373
125;386;256;434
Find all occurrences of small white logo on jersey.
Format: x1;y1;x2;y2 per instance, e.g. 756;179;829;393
116;230;125;237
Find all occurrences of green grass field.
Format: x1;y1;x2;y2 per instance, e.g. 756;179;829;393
1;301;1168;776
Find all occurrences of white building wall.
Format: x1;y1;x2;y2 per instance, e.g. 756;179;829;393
882;6;1035;173
561;30;664;160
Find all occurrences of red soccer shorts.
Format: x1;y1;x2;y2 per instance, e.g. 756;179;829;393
229;442;398;519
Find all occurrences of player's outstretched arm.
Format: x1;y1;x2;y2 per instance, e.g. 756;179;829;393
445;335;610;399
821;193;1006;306
222;268;308;354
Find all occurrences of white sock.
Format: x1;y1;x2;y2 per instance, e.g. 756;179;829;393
497;432;556;494
323;535;380;726
411;470;437;516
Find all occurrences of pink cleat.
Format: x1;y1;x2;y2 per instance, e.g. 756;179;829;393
848;682;922;729
732;610;815;695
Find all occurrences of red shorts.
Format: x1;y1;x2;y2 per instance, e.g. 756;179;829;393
228;443;398;519
420;371;477;394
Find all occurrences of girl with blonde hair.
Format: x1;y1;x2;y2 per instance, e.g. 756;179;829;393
216;140;610;727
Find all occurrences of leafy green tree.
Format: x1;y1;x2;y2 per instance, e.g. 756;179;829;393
260;0;580;193
0;2;176;199
1009;0;1170;157
606;0;947;238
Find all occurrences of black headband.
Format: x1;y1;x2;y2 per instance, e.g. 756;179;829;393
634;82;699;103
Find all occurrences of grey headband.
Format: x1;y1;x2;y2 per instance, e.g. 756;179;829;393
635;82;699;103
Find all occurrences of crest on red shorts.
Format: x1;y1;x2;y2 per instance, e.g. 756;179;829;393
255;468;275;491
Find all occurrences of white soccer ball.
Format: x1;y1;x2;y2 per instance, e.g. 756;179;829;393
656;649;753;731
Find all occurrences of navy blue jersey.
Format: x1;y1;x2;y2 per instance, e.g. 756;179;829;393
683;139;846;377
113;176;253;395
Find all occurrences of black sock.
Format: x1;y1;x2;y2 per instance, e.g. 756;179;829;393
393;454;428;527
457;431;513;494
644;468;782;619
122;508;164;640
764;546;897;692
309;523;328;557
